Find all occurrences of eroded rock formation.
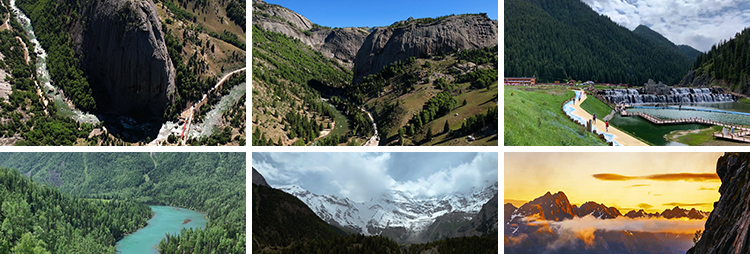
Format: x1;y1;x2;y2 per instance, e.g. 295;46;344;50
352;14;497;84
688;153;750;254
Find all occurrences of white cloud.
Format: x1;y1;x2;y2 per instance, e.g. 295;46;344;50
392;153;498;197
252;153;498;202
581;0;750;51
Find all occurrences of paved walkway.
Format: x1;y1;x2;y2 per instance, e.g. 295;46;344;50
570;91;648;146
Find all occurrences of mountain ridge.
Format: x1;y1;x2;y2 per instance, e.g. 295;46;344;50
278;182;498;243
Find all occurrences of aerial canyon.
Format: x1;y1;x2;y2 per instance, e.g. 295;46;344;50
252;0;498;146
0;0;246;145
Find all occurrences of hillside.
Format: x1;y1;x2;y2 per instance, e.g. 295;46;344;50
252;1;498;146
0;152;246;253
505;0;694;85
0;166;152;253
681;27;750;96
632;25;701;60
4;0;246;146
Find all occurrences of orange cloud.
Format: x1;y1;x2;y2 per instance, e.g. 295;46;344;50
638;203;653;209
698;187;716;191
593;173;719;182
574;227;596;247
663;202;711;207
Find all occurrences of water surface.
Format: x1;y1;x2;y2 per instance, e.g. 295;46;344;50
115;206;207;254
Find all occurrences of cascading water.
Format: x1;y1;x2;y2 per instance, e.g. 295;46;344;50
600;88;735;104
9;0;99;123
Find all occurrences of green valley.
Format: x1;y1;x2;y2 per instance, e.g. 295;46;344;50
0;152;246;253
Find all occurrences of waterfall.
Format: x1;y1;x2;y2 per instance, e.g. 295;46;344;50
600;88;735;104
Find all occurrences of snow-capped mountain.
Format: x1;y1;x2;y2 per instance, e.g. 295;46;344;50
278;182;498;236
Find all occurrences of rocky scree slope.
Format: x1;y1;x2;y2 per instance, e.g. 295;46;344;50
688;152;750;254
252;0;367;69
352;14;497;84
72;0;175;119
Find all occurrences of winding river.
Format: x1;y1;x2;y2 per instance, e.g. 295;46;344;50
115;206;207;254
10;0;245;143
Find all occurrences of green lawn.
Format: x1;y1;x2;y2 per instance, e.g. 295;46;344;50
666;125;722;145
504;87;606;146
579;93;613;119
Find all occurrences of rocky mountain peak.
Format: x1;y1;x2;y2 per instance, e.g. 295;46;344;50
252;167;270;187
352;13;497;84
252;1;367;69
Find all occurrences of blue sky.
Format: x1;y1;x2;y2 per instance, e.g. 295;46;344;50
582;0;750;52
252;152;498;202
263;0;499;28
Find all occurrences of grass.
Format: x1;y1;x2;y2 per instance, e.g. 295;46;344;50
327;103;350;137
665;125;722;145
738;97;750;104
504;86;606;146
579;93;613;119
420;83;498;146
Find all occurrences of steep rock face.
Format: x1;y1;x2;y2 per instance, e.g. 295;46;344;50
252;0;367;69
688;153;750;254
74;0;175;119
252;167;270;187
352;14;497;84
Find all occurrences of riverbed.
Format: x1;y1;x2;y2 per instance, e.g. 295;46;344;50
115;206;207;254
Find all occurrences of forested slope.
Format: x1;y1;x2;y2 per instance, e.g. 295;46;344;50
682;27;750;95
252;24;355;146
505;0;693;85
0;167;152;253
0;152;246;253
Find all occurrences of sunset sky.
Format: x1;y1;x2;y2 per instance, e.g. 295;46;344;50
505;153;723;213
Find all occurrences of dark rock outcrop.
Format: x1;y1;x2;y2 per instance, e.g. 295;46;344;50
504;203;518;223
252;167;270;187
688;153;750;254
624;209;661;219
352;14;497;84
252;0;367;69
73;0;175;119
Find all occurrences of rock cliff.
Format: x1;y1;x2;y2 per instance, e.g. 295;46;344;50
73;0;175;119
352;14;497;84
252;0;367;69
688;152;750;254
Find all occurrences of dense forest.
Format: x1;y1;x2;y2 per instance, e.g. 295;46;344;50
0;152;246;253
0;166;152;253
689;27;750;91
252;184;498;254
16;0;97;111
632;25;702;61
0;4;95;146
505;0;694;85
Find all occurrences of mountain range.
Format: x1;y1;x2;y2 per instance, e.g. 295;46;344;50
252;0;498;146
279;182;497;243
252;167;497;247
505;0;695;85
505;191;708;254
